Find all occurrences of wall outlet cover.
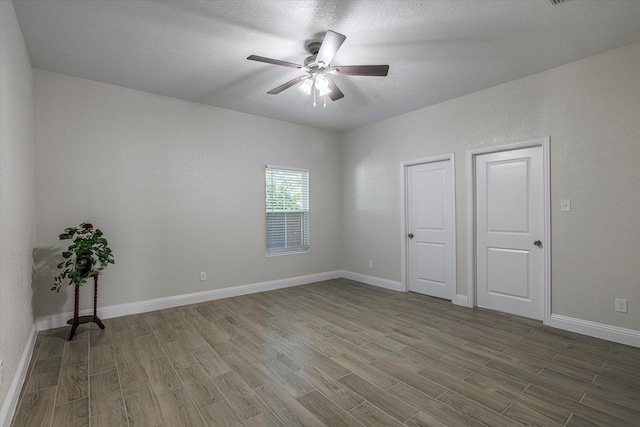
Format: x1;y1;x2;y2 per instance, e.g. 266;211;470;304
615;298;628;313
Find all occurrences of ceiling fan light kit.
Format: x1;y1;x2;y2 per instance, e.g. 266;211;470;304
248;30;389;107
299;74;332;107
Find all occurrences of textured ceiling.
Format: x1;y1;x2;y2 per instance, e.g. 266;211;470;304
13;0;640;132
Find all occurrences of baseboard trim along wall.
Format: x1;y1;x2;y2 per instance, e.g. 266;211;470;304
454;294;469;307
340;270;403;292
0;325;37;427
550;313;640;348
36;270;342;331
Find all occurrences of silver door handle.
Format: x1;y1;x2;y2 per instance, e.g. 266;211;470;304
408;233;414;239
534;240;542;247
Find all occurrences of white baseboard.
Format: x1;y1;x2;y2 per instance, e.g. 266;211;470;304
1;324;37;427
36;270;342;331
550;314;640;348
453;294;469;307
340;270;403;292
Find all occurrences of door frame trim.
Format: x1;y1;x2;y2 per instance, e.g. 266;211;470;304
400;154;457;298
466;137;551;324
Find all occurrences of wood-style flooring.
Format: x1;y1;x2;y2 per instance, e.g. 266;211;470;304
11;279;640;426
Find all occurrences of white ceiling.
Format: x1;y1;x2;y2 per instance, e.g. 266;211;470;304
13;0;640;132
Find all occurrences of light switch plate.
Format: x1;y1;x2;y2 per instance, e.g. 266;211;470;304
560;199;571;212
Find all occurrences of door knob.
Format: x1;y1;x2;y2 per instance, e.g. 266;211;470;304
534;240;542;247
408;233;414;239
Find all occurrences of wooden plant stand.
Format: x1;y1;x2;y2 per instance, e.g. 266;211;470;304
67;271;105;340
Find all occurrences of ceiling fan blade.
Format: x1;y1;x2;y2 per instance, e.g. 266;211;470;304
316;30;346;66
333;65;389;76
326;77;344;101
267;75;308;94
247;55;303;69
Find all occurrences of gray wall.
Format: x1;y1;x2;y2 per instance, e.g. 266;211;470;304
339;42;640;331
0;0;35;413
33;70;342;317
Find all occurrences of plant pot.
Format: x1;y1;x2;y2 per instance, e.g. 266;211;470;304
76;254;93;279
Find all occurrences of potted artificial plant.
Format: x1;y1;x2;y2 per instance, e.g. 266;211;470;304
52;223;115;292
53;222;114;340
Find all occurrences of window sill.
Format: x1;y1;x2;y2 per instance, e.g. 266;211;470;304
266;248;309;257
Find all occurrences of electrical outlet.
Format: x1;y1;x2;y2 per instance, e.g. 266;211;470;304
615;298;628;313
368;260;373;269
200;271;207;281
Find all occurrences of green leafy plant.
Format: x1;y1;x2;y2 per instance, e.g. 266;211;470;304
52;223;115;292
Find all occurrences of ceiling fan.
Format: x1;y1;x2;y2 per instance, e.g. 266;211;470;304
247;30;389;107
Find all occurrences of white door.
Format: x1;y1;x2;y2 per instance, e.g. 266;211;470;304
407;160;455;300
475;146;544;320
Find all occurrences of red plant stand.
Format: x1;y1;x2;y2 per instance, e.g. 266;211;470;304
67;271;105;340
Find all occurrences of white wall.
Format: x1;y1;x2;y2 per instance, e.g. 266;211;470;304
33;70;341;318
0;0;35;416
340;42;640;331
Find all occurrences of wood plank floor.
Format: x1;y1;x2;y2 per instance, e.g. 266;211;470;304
11;279;640;426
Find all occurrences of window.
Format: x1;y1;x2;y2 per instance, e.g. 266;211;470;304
265;166;309;255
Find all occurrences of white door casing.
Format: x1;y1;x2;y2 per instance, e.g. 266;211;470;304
467;138;550;323
403;157;455;300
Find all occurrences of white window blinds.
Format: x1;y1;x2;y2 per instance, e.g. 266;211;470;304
265;166;309;255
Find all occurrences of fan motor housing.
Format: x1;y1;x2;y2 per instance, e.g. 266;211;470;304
304;41;322;67
307;41;322;55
